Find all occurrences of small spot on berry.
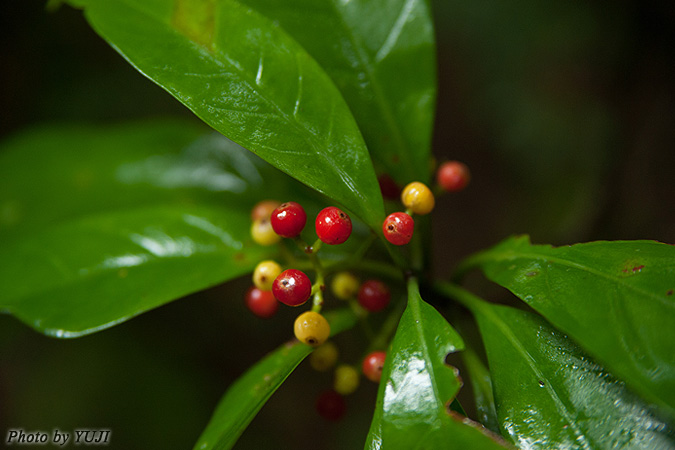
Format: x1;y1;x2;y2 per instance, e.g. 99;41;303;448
282;280;289;287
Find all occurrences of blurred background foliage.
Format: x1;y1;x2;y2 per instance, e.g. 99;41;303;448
1;1;674;449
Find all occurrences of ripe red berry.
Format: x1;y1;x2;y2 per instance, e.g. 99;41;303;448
362;351;386;383
315;206;352;245
358;280;390;312
316;389;346;421
245;286;278;319
272;269;312;306
436;161;470;192
382;212;414;246
270;202;307;238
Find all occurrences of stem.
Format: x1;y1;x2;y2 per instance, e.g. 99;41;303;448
432;280;489;315
368;291;406;352
324;259;403;283
451;249;491;283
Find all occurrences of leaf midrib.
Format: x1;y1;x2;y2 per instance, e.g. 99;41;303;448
484;249;672;308
328;0;412;173
476;304;596;450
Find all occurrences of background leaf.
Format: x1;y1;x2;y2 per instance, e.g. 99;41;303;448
68;0;385;229
237;0;437;184
0;120;318;336
365;280;509;449
464;236;675;416
469;298;675;449
193;308;357;450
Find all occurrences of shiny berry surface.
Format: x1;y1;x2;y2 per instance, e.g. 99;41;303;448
362;351;386;383
270;201;307;238
245;286;278;319
401;181;435;215
382;212;414;246
315;206;352;245
250;199;281;221
358;280;391;312
294;311;331;346
272;269;312;306
437;161;470;192
316;389;346;421
250;218;281;246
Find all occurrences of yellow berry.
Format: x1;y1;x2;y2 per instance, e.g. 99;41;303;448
252;260;282;291
401;181;435;215
310;341;339;371
294;311;330;347
251;218;281;246
333;364;360;395
331;272;360;300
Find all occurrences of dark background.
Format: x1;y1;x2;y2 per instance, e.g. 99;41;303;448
1;1;674;449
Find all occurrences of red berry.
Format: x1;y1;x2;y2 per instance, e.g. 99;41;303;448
245;286;278;319
362;351;386;383
315;206;352;245
316;389;346;421
436;161;470;192
270;202;307;238
378;174;400;200
358;280;390;312
382;212;414;246
272;269;312;306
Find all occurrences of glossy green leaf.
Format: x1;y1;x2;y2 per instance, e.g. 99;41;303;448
67;0;385;229
472;300;675;449
463;236;675;416
193;308;357;450
0;121;314;337
237;0;437;184
365;279;509;449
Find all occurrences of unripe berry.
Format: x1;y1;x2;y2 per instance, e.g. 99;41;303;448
382;212;414;246
250;199;281;221
270;201;307;238
401;181;435;215
334;364;360;395
316;389;346;421
251;218;281;246
245;286;278;319
436;161;470;192
315;206;352;245
362;351;386;383
358;280;391;312
273;269;312;306
252;260;282;291
310;341;339;372
331;272;360;300
294;311;331;346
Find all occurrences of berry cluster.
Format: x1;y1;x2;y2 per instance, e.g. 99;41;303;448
242;161;470;421
380;161;470;246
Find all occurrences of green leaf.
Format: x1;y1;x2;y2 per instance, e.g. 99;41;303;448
0;121;312;337
472;300;675;449
236;0;437;184
193;308;357;450
463;236;675;415
365;279;509;449
462;346;500;434
67;0;385;229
